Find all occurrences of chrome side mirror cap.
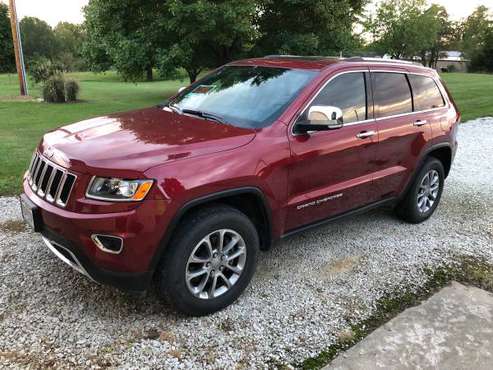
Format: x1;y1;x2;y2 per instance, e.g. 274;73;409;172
294;105;344;134
178;87;187;93
308;106;344;129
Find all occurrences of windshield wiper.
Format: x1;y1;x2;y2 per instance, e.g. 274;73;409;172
160;102;226;124
182;109;226;124
158;99;182;115
168;103;183;115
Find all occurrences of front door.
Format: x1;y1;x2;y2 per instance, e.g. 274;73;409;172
285;70;378;231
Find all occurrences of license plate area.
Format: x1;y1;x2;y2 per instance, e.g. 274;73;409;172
20;194;43;232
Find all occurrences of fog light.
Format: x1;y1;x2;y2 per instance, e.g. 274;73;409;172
91;234;123;254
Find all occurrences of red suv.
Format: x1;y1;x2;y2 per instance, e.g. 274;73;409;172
21;56;459;315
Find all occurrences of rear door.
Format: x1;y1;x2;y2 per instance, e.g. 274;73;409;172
407;73;449;146
370;70;433;199
285;70;378;231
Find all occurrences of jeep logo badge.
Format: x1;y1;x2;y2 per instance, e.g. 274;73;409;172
45;147;55;159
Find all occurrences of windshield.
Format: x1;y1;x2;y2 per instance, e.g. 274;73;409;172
170;66;317;129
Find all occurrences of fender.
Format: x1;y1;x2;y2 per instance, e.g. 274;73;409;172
398;142;453;202
148;186;273;274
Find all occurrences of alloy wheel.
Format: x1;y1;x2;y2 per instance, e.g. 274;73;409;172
417;169;440;213
185;229;247;299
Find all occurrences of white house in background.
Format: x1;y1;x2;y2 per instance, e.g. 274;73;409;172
376;51;469;72
435;51;469;72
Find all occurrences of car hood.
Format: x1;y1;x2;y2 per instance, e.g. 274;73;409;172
41;107;256;174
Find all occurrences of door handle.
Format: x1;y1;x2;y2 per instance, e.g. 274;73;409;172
356;130;376;139
413;120;427;127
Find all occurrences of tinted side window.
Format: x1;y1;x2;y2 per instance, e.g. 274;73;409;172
308;72;367;124
373;73;412;118
408;75;445;111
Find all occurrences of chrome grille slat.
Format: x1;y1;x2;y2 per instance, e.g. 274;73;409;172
28;156;38;186
43;168;57;199
33;161;46;190
56;174;76;207
36;163;48;195
54;173;67;205
31;157;43;189
28;153;37;174
26;152;77;208
39;165;54;196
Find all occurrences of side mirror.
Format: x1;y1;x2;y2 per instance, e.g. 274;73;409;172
295;106;344;134
178;87;187;93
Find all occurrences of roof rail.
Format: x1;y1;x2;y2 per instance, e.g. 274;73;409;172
261;55;423;66
263;55;340;60
345;57;419;65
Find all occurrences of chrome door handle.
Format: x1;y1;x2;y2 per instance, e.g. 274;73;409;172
356;130;376;139
414;120;427;127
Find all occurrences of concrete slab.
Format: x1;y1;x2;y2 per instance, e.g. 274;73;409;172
325;282;493;370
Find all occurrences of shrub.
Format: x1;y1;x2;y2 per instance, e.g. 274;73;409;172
447;64;457;73
30;57;64;84
65;79;80;102
42;76;66;103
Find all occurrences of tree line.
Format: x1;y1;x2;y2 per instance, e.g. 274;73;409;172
0;4;85;73
0;0;492;81
365;1;493;72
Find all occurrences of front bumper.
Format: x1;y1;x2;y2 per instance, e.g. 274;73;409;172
41;227;152;291
22;178;171;292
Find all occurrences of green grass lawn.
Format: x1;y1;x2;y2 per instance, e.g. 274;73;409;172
0;71;492;196
440;73;493;122
0;71;187;196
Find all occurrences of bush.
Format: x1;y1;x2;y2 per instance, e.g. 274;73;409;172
42;76;66;103
447;64;457;73
65;79;80;102
30;57;64;84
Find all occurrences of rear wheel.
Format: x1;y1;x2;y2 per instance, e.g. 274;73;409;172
395;157;445;223
157;205;259;316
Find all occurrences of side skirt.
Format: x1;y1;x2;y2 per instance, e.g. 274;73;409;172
281;197;397;239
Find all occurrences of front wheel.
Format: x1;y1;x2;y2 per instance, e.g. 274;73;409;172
395;157;445;224
157;205;259;316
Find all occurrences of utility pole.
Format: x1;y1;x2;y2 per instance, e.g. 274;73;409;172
8;0;28;96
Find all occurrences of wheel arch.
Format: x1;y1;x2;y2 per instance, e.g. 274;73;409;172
426;145;452;178
399;143;452;202
149;187;274;274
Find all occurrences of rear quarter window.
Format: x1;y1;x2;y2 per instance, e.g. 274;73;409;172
408;74;445;111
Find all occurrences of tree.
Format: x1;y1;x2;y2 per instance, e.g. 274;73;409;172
254;0;365;56
365;0;435;59
84;0;258;83
159;0;257;83
19;17;59;63
54;22;86;71
471;29;493;72
418;5;453;68
0;3;15;73
460;6;492;60
83;0;170;81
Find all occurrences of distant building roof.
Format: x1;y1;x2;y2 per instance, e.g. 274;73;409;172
440;51;467;62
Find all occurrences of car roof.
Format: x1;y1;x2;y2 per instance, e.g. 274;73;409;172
229;56;435;74
229;56;342;70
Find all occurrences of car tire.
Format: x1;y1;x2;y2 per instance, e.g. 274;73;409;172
157;204;259;316
395;157;445;224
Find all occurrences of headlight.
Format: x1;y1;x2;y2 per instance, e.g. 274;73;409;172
86;177;154;202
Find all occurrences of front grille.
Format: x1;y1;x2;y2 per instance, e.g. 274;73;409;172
26;152;77;207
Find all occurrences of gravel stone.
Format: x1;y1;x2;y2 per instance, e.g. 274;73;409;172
1;118;492;369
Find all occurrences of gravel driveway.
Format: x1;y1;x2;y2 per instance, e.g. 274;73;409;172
1;118;492;369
